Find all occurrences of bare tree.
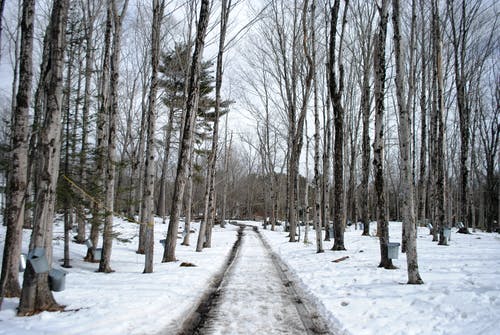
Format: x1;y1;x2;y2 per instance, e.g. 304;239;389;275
220;126;232;229
416;0;429;224
0;0;35;306
392;0;423;284
18;0;70;315
286;0;314;242
142;0;165;273
311;0;323;253
0;0;5;61
349;2;376;237
373;0;395;269
75;0;103;245
328;0;349;251
198;0;233;251
163;0;211;262
479;78;499;232
431;0;447;246
98;0;129;273
86;1;112;262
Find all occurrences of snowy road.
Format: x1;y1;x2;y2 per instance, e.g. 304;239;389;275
189;227;331;335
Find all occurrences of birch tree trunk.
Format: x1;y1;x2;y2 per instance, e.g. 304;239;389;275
0;0;5;62
328;0;349;251
76;0;100;245
304;135;310;244
286;0;314;243
86;2;112;262
198;0;232;251
349;4;376;238
314;69;324;253
431;0;447;246
0;0;35;304
142;0;165;274
181;167;194;246
18;0;69;315
99;0;129;273
417;0;428;223
163;0;211;262
373;0;395;269
392;0;423;284
221;129;232;229
157;106;175;221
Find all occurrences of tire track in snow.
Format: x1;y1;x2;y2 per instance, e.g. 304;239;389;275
178;224;333;335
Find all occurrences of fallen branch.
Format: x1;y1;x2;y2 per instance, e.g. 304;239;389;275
332;256;349;263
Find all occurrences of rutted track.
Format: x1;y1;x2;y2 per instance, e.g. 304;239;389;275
176;226;245;335
177;224;333;335
255;227;332;335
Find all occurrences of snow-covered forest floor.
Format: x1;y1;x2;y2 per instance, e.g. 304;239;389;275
0;217;499;335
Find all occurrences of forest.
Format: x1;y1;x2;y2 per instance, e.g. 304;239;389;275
0;0;498;316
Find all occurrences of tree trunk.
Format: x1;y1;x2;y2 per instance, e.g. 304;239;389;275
304;134;310;244
157;106;175;221
431;0;447;246
0;0;35;305
328;0;348;251
392;0;423;284
312;11;323;252
181;169;194;246
0;0;5;62
142;0;165;274
198;0;232;251
18;0;69;315
99;0;129;273
76;0;99;245
360;27;372;236
86;1;112;262
373;0;394;269
221;129;232;229
417;0;428;223
163;0;211;262
62;41;75;268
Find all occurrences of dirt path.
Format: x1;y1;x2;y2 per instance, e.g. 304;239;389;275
178;225;332;335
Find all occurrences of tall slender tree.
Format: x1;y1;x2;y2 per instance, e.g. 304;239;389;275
328;0;349;251
373;0;395;269
0;0;5;62
86;0;112;262
142;0;165;273
431;0;447;246
18;0;70;315
163;0;211;262
98;0;129;273
392;0;423;284
198;0;233;251
0;0;35;306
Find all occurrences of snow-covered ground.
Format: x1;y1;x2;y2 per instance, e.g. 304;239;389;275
199;228;308;334
257;222;500;335
0;217;239;335
1;218;499;335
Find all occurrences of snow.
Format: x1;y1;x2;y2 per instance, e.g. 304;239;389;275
200;229;307;334
256;222;500;335
1;218;500;335
0;217;239;335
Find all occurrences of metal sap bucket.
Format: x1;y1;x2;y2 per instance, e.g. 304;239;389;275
19;253;27;272
94;248;103;260
28;248;49;274
48;268;67;292
443;227;451;240
387;242;401;259
85;239;93;248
